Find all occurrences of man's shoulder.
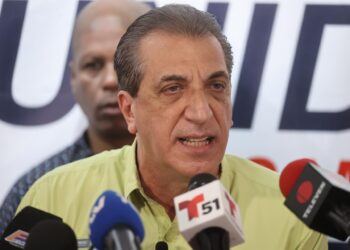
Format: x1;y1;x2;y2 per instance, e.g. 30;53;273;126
6;135;91;197
33;146;134;193
15;145;136;226
33;144;134;187
0;135;92;235
24;134;92;180
40;133;92;166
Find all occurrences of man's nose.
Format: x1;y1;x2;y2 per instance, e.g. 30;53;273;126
184;90;213;124
103;62;117;91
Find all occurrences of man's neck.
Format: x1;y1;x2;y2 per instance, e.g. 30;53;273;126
87;128;135;154
138;163;189;220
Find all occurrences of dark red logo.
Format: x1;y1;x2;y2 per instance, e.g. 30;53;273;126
225;193;236;215
179;194;204;220
296;180;313;204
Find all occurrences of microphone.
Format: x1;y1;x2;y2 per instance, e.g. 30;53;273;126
24;220;77;250
174;173;244;250
0;206;62;249
155;241;168;250
89;190;144;250
280;159;350;241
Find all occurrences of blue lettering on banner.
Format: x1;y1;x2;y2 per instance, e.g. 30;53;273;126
0;0;88;125
232;4;277;128
144;1;156;8
207;2;229;30
280;5;350;131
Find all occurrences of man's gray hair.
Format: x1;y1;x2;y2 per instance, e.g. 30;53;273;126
114;4;233;97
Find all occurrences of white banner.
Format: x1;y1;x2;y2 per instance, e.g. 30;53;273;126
0;0;349;204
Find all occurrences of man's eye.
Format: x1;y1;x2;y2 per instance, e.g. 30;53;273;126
162;85;182;95
210;82;225;91
83;61;102;71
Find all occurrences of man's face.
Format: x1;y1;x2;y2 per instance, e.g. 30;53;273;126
70;16;128;137
120;32;232;178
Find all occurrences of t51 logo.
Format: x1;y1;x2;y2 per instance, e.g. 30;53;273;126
178;192;236;220
178;194;205;220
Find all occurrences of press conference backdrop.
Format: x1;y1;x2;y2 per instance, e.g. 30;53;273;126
0;0;349;204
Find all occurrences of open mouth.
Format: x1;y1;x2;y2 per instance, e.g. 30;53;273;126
178;137;214;147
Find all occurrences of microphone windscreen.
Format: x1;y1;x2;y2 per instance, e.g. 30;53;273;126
89;190;144;250
155;241;168;250
188;173;217;190
279;158;318;197
0;206;62;249
24;220;77;250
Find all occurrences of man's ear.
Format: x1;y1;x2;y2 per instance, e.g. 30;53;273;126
118;91;137;134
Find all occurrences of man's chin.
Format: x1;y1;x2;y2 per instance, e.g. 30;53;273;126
98;124;131;138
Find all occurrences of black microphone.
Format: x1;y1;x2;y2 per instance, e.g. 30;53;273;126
188;173;228;250
0;206;62;249
24;219;77;250
280;159;350;241
155;241;168;250
174;173;244;250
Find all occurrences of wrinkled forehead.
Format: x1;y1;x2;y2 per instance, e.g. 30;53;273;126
139;30;228;74
137;31;228;82
140;31;225;61
138;30;221;58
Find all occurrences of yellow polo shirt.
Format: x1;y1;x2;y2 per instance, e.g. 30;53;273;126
17;142;327;249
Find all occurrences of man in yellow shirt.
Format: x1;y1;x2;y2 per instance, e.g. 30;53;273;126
17;3;328;250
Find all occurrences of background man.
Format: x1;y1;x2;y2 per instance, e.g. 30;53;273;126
17;4;327;249
0;0;149;236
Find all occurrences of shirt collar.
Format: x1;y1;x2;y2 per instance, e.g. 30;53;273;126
122;143;236;200
123;139;143;199
219;155;236;192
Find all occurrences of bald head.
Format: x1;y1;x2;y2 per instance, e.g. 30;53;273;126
72;0;149;57
69;0;149;151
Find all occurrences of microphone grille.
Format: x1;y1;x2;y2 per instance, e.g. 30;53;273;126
24;220;77;250
188;173;217;190
155;241;168;250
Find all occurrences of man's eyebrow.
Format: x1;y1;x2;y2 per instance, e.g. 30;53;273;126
154;74;188;91
155;71;228;87
159;74;187;83
208;70;229;80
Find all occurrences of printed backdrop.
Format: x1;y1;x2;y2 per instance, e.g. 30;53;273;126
0;0;349;203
